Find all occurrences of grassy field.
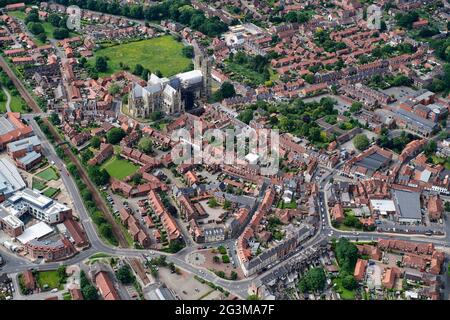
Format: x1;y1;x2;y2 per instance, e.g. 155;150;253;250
101;157;139;180
0;87;29;113
36;167;59;181
43;187;60;198
89;36;192;78
36;271;64;290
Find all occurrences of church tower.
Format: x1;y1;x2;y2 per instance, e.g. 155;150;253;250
193;41;212;100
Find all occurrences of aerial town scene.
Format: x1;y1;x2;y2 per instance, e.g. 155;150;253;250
0;0;449;304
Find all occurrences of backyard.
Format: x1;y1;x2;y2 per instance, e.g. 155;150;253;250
89;36;192;78
36;270;65;290
101;157;139;180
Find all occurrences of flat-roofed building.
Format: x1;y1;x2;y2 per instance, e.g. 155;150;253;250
0;158;26;199
370;199;396;216
5;188;71;224
0;211;24;237
16;151;42;170
393;189;422;224
7;136;41;159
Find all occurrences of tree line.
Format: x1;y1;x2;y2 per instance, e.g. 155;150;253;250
52;0;228;37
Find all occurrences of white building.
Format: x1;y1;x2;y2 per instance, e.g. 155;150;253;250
3;188;71;224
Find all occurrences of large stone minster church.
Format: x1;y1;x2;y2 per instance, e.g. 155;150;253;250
128;41;212;119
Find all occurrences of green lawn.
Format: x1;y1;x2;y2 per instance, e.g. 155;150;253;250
101;157;139;180
431;155;450;170
332;277;356;300
36;271;63;290
43;187;60;198
36;167;59;181
89;36;192;78
32;178;47;191
0;87;29;113
8;10;26;20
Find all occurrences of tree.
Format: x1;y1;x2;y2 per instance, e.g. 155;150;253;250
424;140;437;156
25;11;40;25
90;136;101;149
213;256;220;263
80;271;98;300
444;202;450;212
99;223;114;241
48;13;62;27
108;84;120;95
50;113;61;125
208;197;218;208
219;81;236;99
116;265;135;284
222;255;230;263
27;22;45;35
168;239;184;253
95;56;108;72
53;28;69;40
106;127;126;144
297;267;326;293
67;162;78;176
335;238;358;273
350;101;363;113
149;111;164;122
37;33;47;43
81;149;94;163
57;265;67;280
237;109;254;124
182;45;194;58
82;284;98;300
88;166;110;186
230;271;238;280
223;200;231;210
353;134;370;151
133;64;144;76
341;273;358;290
137;136;153;154
132;173;142;185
